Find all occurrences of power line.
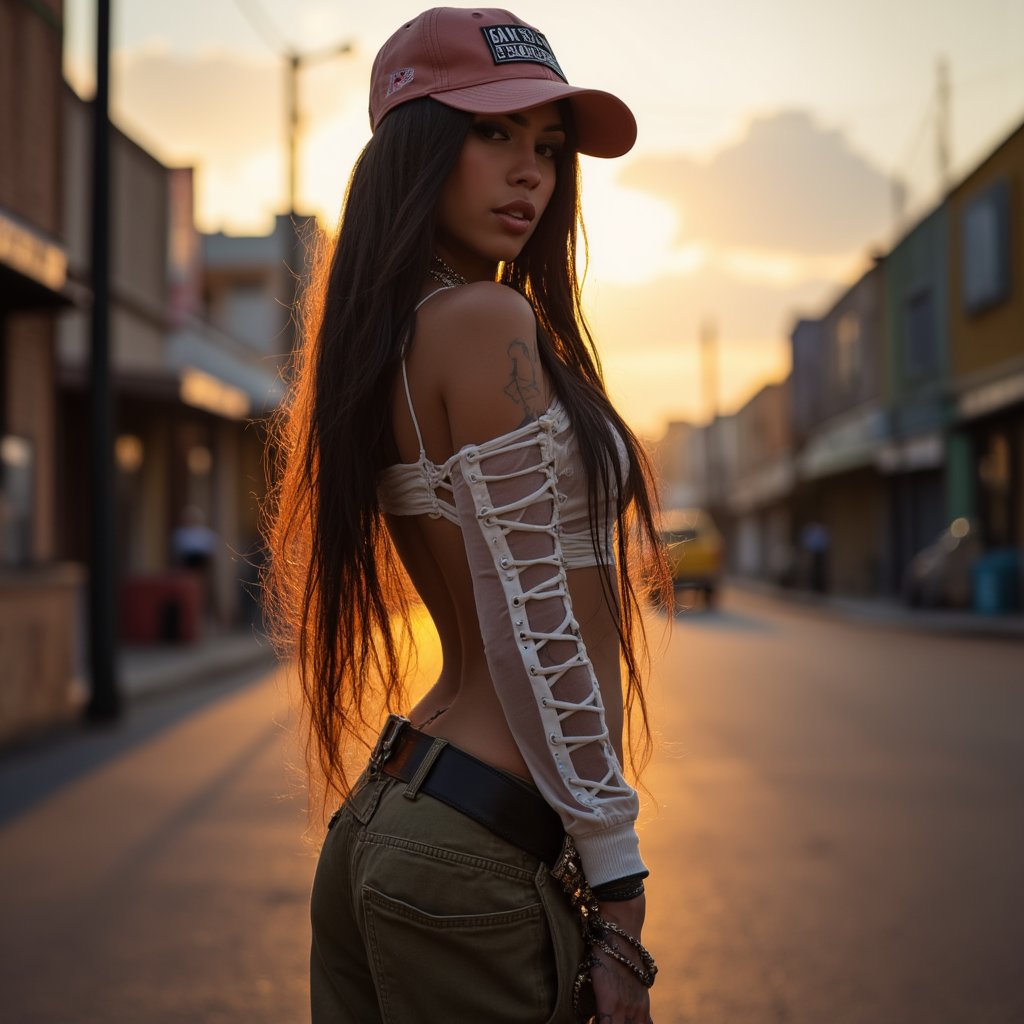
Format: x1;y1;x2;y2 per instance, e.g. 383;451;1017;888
230;0;293;55
227;0;353;214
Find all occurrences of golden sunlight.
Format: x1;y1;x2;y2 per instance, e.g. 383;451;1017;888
579;159;700;285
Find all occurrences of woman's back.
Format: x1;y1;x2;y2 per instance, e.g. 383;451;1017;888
384;280;626;777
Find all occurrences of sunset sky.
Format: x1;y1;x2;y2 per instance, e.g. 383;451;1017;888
64;0;1024;436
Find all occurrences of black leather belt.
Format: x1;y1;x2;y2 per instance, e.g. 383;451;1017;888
370;714;565;866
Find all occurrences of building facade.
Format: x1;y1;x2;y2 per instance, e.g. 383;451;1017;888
879;205;952;592
947;123;1024;561
729;381;794;582
58;94;288;637
0;0;84;743
791;258;890;594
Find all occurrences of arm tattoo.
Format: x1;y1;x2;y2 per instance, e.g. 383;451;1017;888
503;338;542;423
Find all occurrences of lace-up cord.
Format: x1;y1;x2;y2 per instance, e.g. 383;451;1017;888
459;418;634;807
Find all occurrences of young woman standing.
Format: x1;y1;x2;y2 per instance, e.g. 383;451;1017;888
265;9;668;1022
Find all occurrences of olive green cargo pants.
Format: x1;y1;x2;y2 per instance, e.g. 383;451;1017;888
310;753;584;1023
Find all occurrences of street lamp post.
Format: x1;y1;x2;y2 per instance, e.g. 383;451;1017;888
86;0;120;722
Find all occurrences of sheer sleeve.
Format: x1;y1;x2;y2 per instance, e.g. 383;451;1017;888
450;409;646;886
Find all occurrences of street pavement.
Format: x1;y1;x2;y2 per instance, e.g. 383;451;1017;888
0;589;1021;1023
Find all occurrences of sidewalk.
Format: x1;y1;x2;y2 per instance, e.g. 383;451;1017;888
729;575;1024;641
119;625;280;701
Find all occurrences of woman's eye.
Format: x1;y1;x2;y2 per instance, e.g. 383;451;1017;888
474;122;509;141
536;142;561;159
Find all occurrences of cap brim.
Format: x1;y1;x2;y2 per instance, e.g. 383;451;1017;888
431;79;637;159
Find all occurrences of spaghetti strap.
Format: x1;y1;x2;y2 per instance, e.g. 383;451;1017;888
414;286;453;311
402;359;427;457
402;285;456;458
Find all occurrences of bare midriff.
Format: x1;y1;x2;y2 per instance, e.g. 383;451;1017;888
386;512;625;781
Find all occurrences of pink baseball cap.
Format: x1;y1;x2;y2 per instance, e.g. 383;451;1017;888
369;8;637;158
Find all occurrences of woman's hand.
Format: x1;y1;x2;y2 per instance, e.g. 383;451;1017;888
590;893;653;1024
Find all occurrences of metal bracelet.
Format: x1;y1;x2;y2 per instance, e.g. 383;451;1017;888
551;836;658;1019
592;879;646;902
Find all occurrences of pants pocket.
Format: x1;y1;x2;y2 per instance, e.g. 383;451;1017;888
362;885;555;1023
536;864;586;1024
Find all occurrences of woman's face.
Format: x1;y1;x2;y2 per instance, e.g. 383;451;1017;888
434;102;565;280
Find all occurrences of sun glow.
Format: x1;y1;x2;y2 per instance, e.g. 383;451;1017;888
578;158;702;286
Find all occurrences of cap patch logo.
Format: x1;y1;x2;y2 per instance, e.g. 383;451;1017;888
481;25;566;82
386;67;415;96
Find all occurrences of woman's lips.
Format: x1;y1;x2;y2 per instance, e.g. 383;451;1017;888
493;200;535;235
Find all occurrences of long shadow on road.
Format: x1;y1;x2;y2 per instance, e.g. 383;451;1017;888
0;661;277;829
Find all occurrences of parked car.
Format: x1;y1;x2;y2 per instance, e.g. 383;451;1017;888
904;517;982;609
660;508;724;606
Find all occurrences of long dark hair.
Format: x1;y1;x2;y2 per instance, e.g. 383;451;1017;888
264;97;669;816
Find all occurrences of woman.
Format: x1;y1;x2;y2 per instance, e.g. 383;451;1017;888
265;8;668;1023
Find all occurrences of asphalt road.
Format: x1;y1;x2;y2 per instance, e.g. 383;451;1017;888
1;589;1021;1023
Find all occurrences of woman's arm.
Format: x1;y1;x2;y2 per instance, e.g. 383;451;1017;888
433;281;646;886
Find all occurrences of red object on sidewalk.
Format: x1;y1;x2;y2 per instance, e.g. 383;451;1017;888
120;573;203;644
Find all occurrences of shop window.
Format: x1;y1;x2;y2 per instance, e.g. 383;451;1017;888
186;443;213;511
1;434;34;566
115;434;144;474
978;431;1012;546
962;177;1011;315
834;311;861;397
905;287;938;380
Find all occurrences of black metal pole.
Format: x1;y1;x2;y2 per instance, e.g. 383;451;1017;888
86;0;120;722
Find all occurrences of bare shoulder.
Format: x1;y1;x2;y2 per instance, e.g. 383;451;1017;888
417;281;535;340
416;282;550;446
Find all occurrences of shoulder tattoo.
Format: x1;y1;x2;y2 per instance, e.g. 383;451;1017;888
503;338;543;423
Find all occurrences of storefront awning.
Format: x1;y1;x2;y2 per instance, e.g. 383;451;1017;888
797;405;889;481
166;317;285;419
0;208;73;313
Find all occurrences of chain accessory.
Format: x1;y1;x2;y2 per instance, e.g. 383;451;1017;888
551;836;657;1020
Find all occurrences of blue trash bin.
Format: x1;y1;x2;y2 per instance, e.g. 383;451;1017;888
971;549;1021;614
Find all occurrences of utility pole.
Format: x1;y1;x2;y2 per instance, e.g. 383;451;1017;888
890;175;907;242
700;317;719;503
86;0;120;722
283;42;351;216
936;55;951;196
286;54;300;215
230;2;351;216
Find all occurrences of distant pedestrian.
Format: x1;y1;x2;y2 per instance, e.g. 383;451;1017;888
171;505;217;570
801;520;830;593
172;505;219;622
263;8;668;1022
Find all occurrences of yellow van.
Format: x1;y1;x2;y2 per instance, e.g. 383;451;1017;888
661;508;724;606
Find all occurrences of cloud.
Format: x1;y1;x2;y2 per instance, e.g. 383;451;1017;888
585;259;843;354
112;45;284;164
621;109;893;256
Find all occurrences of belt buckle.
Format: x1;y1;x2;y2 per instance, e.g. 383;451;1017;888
369;714;409;775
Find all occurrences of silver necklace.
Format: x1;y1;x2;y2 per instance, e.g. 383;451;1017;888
428;255;468;288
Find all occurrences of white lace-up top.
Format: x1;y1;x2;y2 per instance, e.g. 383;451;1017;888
376;287;644;886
